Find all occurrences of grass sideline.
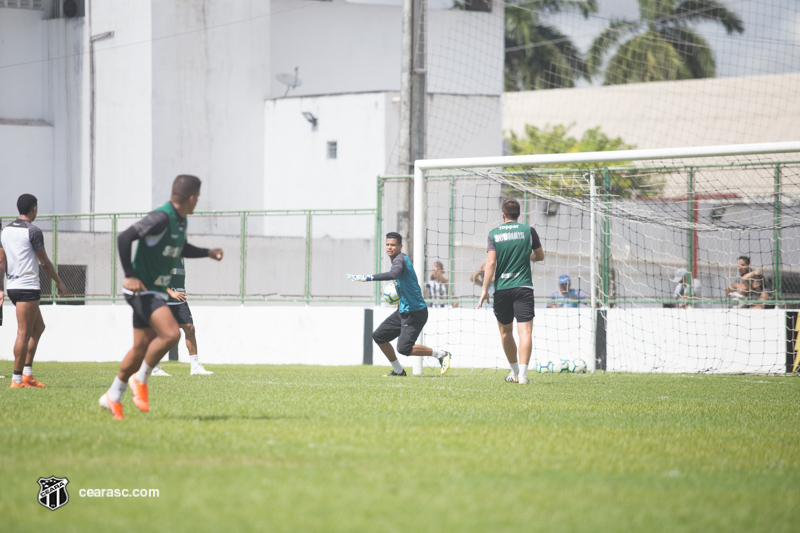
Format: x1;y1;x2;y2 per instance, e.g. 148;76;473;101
0;362;798;532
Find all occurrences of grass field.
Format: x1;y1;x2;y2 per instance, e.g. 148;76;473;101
1;362;798;532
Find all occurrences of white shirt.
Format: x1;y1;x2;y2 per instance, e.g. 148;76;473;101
0;219;45;290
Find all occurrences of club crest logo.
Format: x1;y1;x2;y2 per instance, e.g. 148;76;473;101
37;476;70;511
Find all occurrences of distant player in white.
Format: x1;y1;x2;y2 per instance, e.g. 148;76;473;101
154;257;213;375
0;194;67;388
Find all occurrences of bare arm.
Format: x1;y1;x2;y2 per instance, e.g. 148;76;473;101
531;246;545;263
477;251;497;309
0;248;6;305
35;249;66;296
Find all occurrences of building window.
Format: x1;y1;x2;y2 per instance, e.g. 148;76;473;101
327;141;337;159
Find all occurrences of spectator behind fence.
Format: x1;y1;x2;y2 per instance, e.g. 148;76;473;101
425;261;455;308
547;274;588;308
672;268;702;308
471;262;495;299
740;271;772;309
726;255;761;297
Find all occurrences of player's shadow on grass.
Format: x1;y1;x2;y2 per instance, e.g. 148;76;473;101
167;414;299;422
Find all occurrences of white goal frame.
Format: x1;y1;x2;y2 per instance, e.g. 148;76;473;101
410;141;800;375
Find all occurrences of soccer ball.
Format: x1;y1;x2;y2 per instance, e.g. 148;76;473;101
382;283;399;305
572;359;588;373
555;359;571;373
534;361;554;373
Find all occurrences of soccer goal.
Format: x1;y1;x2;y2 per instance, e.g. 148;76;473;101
405;141;800;375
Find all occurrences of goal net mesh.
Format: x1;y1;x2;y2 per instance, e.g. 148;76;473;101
400;149;800;374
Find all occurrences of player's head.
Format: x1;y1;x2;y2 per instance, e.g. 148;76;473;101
501;198;521;221
433;261;444;272
172;175;202;213
17;194;38;218
737;256;751;276
558;274;570;293
385;232;403;257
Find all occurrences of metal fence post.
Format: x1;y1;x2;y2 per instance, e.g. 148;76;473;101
51;216;58;301
305;210;312;303
375;177;383;305
687;167;695;302
240;211;247;304
774;163;782;300
111;214;118;302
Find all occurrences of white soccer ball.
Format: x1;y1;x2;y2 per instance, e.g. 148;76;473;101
535;361;553;373
382;283;399;305
572;359;588;373
555;359;571;373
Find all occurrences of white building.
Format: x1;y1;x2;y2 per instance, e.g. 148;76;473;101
0;0;504;216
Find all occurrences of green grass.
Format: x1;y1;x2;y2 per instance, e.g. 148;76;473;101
0;363;798;532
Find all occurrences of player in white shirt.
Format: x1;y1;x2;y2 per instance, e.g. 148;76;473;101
0;194;66;388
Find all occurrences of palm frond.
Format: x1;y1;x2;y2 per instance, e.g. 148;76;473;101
673;0;744;34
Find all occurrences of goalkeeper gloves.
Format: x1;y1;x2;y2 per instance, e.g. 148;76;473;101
347;274;372;282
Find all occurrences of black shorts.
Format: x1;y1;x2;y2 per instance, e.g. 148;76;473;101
7;289;41;305
493;286;535;325
169;302;193;325
372;308;428;356
125;293;168;329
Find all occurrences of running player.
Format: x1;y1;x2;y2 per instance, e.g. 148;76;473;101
478;199;544;385
161;257;213;375
347;232;451;376
99;175;223;419
0;194;67;388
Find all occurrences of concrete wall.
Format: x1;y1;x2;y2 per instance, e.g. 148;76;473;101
269;0;503;98
151;0;271;212
265;92;393;214
0;304;787;373
503;73;800;151
90;0;153;213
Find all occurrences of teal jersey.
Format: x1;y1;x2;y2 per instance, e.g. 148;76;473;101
168;257;187;303
487;222;541;291
132;202;186;295
372;253;427;313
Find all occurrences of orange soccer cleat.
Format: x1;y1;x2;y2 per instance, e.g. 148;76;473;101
127;375;149;412
99;393;124;420
10;380;35;389
22;375;46;388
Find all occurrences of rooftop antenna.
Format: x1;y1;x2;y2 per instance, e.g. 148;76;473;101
275;67;302;97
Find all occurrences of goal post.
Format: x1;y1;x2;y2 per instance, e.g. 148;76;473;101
408;141;800;375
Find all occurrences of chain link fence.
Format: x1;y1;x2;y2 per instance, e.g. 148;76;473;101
1;209;377;304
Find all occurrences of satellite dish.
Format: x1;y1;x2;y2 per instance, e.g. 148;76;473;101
275;67;302;97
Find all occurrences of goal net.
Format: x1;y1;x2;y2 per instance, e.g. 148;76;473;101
401;142;800;374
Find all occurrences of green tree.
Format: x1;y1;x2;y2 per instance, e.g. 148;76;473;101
504;0;598;91
588;0;744;85
504;123;664;199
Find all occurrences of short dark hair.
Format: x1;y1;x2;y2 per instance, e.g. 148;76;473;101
17;194;38;215
386;232;402;244
738;255;751;265
501;198;521;220
171;175;202;203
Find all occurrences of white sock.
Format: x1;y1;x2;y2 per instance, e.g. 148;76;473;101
391;359;404;373
190;355;199;366
12;373;22;384
107;377;127;403
519;364;529;378
23;365;33;376
509;362;519;375
432;348;445;359
136;362;154;385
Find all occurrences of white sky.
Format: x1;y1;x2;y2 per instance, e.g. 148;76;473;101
545;0;800;84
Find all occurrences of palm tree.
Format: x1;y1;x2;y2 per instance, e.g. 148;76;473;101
505;1;598;91
588;0;744;85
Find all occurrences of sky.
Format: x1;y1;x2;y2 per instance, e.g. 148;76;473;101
349;0;800;84
546;0;800;84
